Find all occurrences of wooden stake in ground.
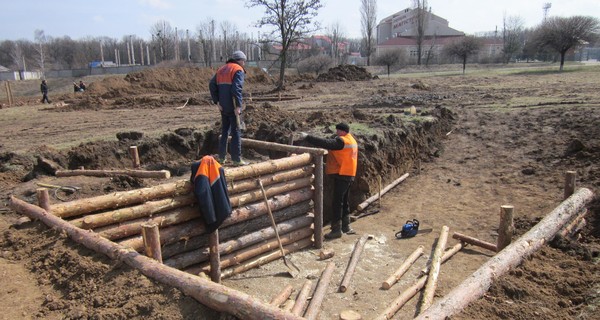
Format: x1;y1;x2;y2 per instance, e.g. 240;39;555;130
357;173;409;211
208;230;221;283
129;146;141;168
141;222;162;263
418;225;449;314
36;188;51;212
564;170;576;200
382;245;424;290
339;234;370;293
415;188;594;320
497;205;514;251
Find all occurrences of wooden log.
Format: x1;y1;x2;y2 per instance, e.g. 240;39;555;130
56;169;170;179
291;279;313;316
164;214;313;269
129;146;141;168
37;188;51;212
564;170;577;200
339;234;370;293
120;194;310;251
378;276;428;320
340;310;362;320
497;205;514;251
219;237;313;279
188;228;314;274
50;180;191;218
314;154;324;249
382;245;424;290
415;188;594;320
357;173;409;211
452;232;498;252
304;261;335;320
230;176;313;208
226;153;313;180
241;138;327;156
420;242;466;277
270;284;294;306
228;165;313;195
141;222;162;263
9;196;304;320
208;230;221;283
281;299;295;312
70;195;196;229
419;226;449;314
96;206;199;241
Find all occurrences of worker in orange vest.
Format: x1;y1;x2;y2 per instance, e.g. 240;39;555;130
299;122;358;239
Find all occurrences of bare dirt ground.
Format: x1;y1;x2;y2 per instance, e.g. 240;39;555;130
0;63;599;320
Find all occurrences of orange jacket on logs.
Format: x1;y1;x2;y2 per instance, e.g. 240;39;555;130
190;156;232;233
326;133;358;177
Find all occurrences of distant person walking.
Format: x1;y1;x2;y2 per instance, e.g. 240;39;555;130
299;123;359;239
209;50;248;166
40;80;51;104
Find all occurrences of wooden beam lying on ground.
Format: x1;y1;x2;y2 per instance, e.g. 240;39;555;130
56;169;171;179
9;196;304;320
339;234;370;293
304;262;336;320
357;173;409;211
415;188;594;320
382;245;424;290
452;232;497;252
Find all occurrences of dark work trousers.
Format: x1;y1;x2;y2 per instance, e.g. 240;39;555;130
331;177;352;229
41;93;50;103
218;113;241;162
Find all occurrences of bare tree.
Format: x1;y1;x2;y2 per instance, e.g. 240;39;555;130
375;49;407;77
9;42;25;71
502;15;525;64
220;21;239;60
360;0;377;66
247;0;323;90
413;0;429;65
34;29;48;76
328;21;346;64
150;20;175;62
443;36;482;74
531;16;600;71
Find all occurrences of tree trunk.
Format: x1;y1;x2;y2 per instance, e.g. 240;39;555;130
9;196;304;320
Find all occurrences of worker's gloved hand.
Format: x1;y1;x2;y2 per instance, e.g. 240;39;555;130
298;132;308;139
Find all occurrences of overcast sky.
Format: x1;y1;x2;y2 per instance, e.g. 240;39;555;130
1;0;598;41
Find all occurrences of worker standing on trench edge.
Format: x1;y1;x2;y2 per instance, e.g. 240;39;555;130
209;50;248;166
298;123;358;239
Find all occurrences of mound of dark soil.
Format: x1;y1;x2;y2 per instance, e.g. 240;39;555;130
316;65;375;82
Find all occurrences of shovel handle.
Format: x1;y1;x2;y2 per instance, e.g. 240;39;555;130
258;180;286;257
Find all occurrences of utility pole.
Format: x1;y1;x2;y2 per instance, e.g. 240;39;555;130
186;29;191;61
130;36;136;65
140;41;144;65
100;39;105;63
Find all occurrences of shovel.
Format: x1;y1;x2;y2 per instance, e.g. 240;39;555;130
234;100;246;131
258;180;300;278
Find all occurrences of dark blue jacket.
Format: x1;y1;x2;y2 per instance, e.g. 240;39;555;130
209;60;245;116
190;156;232;233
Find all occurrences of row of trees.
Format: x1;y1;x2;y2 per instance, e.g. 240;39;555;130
0;0;598;87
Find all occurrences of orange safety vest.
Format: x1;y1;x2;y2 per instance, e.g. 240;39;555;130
326;133;358;176
216;63;244;85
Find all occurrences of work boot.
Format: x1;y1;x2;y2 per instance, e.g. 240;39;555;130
342;216;356;234
232;159;248;166
325;221;342;239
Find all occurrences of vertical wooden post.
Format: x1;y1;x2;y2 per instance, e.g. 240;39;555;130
564;170;576;200
419;225;449;314
4;81;10;107
209;230;221;283
497;205;514;251
36;188;51;212
141;223;162;263
416;159;421;175
314;154;324;249
129;146;141;168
